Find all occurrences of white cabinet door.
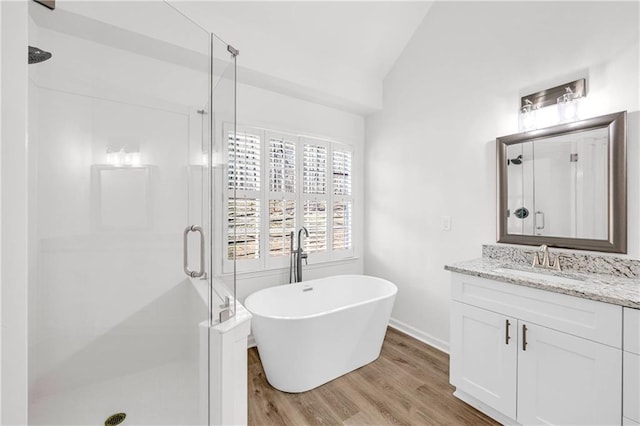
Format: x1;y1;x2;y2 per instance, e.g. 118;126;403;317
624;308;640;424
450;301;517;419
517;322;622;425
624;351;640;423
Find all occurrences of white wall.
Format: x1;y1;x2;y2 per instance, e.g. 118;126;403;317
226;83;365;304
1;2;3;419
364;1;639;351
1;1;29;423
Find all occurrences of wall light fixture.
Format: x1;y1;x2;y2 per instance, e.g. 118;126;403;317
106;148;142;167
519;78;586;131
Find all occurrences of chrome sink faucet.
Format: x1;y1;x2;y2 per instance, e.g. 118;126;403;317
532;244;561;271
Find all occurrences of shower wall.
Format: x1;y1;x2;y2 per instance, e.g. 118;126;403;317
28;84;205;390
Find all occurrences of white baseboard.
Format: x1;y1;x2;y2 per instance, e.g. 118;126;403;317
453;390;516;425
388;317;449;354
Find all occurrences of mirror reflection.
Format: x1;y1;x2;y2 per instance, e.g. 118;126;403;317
497;111;626;253
506;126;608;239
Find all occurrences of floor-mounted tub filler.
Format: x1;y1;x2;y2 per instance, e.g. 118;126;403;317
245;274;398;393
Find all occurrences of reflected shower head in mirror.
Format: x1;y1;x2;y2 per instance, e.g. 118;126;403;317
28;46;52;64
508;154;523;165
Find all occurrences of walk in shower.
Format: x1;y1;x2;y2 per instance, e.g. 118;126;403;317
27;1;236;424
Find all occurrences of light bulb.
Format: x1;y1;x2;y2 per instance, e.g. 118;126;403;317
106;151;116;165
520;99;537;131
564;101;576;120
130;152;142;166
115;149;125;166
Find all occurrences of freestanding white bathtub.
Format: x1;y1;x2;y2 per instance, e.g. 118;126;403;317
244;274;397;393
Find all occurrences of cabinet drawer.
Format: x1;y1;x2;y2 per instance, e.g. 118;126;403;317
451;273;622;348
624;351;640;423
625;308;640;354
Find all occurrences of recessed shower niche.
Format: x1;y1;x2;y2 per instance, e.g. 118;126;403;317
92;165;152;230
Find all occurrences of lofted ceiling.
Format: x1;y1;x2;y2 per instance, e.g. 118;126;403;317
171;1;434;114
43;1;432;114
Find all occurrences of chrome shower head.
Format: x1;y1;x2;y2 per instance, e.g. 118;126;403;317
508;154;523;165
29;46;52;64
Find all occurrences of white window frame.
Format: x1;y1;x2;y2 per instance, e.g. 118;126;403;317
222;124;355;274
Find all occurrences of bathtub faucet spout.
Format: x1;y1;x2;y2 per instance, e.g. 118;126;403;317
293;227;309;283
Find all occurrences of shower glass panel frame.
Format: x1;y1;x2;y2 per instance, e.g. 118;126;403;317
210;34;238;322
26;1;236;424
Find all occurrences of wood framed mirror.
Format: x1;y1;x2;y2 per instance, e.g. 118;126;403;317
497;111;627;253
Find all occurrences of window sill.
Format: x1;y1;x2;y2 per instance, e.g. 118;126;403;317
218;256;361;280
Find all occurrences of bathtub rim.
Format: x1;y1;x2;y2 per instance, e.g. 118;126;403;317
244;274;398;321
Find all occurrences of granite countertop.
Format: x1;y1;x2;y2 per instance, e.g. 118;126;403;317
445;257;640;309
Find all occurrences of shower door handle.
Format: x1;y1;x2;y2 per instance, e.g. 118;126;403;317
183;225;205;278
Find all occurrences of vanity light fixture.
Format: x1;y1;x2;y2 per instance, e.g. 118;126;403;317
519;78;586;130
106;148;142;167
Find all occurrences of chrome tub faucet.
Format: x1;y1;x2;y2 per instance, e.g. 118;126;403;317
289;227;309;283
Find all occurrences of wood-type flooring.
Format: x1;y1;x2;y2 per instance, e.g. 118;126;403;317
248;327;500;425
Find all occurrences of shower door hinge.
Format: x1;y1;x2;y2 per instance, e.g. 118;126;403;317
227;45;239;57
219;296;232;323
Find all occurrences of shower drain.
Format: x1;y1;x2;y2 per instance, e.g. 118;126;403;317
105;412;126;426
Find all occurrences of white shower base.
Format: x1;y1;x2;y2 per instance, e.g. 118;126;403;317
29;360;202;426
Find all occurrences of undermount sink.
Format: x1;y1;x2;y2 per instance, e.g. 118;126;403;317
492;267;586;285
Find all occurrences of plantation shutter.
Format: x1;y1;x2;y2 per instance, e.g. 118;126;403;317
269;137;295;193
227;130;261;260
332;149;352;196
268;134;296;258
303;143;327;195
332;149;353;251
227;198;260;259
302;141;328;253
228;131;260;191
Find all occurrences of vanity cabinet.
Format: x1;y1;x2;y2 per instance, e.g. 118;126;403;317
450;273;623;425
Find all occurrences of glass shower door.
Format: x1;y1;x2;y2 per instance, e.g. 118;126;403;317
27;2;218;424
